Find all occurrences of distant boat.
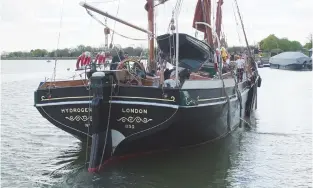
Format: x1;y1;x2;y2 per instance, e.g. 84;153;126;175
47;60;51;62
269;52;312;71
256;57;270;68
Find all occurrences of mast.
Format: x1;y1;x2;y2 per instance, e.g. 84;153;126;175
104;18;110;50
215;0;223;43
145;0;155;71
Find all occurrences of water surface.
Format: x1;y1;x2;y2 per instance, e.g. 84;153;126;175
1;60;312;188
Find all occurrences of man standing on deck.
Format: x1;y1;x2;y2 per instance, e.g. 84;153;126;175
235;55;245;82
110;51;125;70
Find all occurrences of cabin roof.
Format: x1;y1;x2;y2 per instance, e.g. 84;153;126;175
156;33;214;61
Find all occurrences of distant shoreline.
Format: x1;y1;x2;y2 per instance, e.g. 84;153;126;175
1;57;77;60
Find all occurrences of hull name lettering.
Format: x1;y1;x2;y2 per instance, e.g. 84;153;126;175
61;108;92;113
122;108;147;114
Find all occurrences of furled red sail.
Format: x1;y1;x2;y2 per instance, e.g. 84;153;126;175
215;0;223;40
192;0;213;47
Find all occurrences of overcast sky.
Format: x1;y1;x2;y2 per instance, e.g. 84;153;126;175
1;0;312;52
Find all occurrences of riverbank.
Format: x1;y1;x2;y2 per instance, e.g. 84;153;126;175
1;57;76;60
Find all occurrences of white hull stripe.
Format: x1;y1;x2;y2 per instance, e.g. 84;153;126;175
110;100;179;109
35;101;90;107
35;100;179;109
35;89;249;108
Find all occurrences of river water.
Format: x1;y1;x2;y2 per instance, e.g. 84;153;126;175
1;60;312;188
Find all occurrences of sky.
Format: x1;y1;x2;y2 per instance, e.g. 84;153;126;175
1;0;312;52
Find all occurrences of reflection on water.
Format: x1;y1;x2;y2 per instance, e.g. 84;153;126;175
1;60;312;188
48;126;247;188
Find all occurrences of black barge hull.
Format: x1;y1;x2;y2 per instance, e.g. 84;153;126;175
34;78;256;157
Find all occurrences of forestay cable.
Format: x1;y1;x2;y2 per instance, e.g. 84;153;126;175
51;0;65;83
85;9;147;41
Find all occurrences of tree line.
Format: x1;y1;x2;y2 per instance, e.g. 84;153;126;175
258;34;312;52
225;34;312;57
2;34;312;59
1;45;148;59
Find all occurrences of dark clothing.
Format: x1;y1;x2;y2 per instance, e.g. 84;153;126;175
230;54;235;61
110;55;124;70
237;68;244;82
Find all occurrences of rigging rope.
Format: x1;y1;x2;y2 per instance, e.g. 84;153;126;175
232;2;242;45
51;0;65;83
110;0;121;47
85;9;147;41
89;0;118;3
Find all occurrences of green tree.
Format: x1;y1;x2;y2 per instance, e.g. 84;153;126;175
278;38;291;51
31;49;48;57
290;41;302;51
304;42;312;49
259;34;303;52
260;34;280;51
303;33;312;49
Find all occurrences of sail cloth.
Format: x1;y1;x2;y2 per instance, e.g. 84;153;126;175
192;0;213;47
215;0;223;40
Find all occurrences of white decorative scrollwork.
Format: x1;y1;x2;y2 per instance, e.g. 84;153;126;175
185;96;198;105
117;116;153;124
65;115;91;122
170;96;175;102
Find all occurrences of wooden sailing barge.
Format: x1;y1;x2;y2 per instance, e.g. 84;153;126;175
34;0;261;173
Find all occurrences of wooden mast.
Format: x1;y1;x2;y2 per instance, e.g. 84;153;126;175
146;0;155;71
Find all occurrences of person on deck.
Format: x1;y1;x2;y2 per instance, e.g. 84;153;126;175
110;51;125;70
76;52;86;69
124;52;129;59
95;52;105;64
83;51;91;66
100;52;106;64
95;52;100;64
235;55;245;82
